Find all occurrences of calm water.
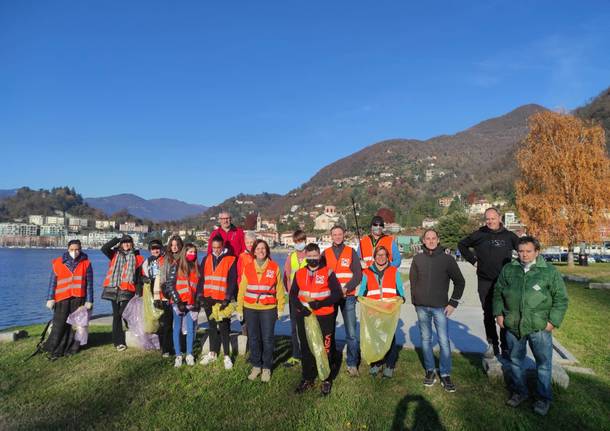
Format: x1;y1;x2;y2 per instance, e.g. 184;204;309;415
0;248;287;330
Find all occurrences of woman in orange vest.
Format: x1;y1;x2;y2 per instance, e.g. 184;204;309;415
358;245;405;378
197;235;238;369
236;231;256;336
237;239;286;382
164;243;200;367
43;239;93;359
101;235;144;351
289;243;342;396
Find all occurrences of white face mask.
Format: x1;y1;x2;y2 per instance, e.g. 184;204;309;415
69;250;79;260
295;242;306;251
371;226;383;235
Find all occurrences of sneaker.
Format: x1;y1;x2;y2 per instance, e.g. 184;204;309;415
248;367;262;381
506;393;529;408
483;343;495;359
321;380;332;396
295;379;315;394
174;355;183;368
283;357;301;368
369;365;382;376
185;354;195;366
223;355;233;370
116;344;127;352
200;352;217;366
533;399;551;416
346;366;360;377
440;375;456;392
423;370;437;387
261;369;271;383
383;367;394;378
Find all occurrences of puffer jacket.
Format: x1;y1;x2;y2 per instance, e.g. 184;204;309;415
493;256;568;338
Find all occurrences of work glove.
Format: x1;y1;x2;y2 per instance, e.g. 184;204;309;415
85;302;93;310
309;301;322;310
154;300;164;310
46;300;55;310
191;302;201;312
219;300;230;311
142;275;151;285
177;301;187;314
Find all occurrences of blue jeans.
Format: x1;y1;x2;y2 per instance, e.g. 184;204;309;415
415;306;452;376
505;329;553;401
339;295;359;367
172;306;196;356
244;308;277;369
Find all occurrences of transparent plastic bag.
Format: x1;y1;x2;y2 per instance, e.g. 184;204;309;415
142;283;163;333
123;296;160;350
67;305;91;346
358;296;402;364
304;312;331;380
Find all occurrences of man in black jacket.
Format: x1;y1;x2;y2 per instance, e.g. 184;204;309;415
458;207;519;357
410;229;465;392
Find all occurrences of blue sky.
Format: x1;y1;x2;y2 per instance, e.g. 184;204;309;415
1;1;609;205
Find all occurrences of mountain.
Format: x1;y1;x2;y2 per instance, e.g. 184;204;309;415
0;189;18;200
85;194;207;222
574;86;610;150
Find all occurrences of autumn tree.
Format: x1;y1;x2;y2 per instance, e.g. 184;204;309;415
376;207;396;223
516;111;610;266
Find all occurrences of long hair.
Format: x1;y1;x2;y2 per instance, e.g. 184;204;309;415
177;243;199;278
165;235;184;265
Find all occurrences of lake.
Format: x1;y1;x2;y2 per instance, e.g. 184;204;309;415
0;248;287;330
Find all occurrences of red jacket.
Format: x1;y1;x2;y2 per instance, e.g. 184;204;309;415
207;225;246;257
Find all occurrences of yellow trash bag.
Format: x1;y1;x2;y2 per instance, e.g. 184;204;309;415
304;312;331;381
210;302;236;321
358;296;402;364
142;283;163;333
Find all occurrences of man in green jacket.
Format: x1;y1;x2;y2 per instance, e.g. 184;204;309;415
493;236;568;416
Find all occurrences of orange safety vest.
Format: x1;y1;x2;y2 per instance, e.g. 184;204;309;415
324;245;355;293
362;266;399;300
52;257;90;302
237;251;254;284
103;253;145;292
203;255;236;301
243;260;279;306
359;235;394;267
175;268;199;305
296;266;334;316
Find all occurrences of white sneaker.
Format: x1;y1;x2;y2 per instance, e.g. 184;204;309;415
174;355;183;368
185;354;195;366
223;355;233;370
200;352;217;366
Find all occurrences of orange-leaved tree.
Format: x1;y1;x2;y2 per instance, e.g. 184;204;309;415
516;111;610;266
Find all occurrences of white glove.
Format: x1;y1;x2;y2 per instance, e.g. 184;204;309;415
85;302;93;310
46;300;55;310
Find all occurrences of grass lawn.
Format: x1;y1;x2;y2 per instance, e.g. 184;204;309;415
1;281;609;431
554;262;610;282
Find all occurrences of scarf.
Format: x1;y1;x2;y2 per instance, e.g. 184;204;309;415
108;250;136;288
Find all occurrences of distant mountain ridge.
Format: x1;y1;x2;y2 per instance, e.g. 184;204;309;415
85;194;207;222
0;189;18;199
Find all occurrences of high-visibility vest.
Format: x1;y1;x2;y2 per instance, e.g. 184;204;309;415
103;253;145;292
243;260;279;306
362;266;399;300
52;257;90;302
237;251;254;284
175;268;199;305
203;255;236;301
323;245;354;292
359;235;394;267
289;251;308;285
296;266;334;316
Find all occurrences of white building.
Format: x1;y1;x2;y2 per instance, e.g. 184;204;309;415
28;215;45;226
45;216;65;225
0;223;39;236
95;220;116;230
40;224;66;236
385;222;402;234
504;212;517;225
468;200;490;215
281;232;294;247
421;218;439;228
119;222;149;233
69;217;89;227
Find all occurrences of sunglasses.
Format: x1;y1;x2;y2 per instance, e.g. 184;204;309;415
372;223;384;227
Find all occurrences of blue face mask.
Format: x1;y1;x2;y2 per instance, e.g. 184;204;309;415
295;242;306;251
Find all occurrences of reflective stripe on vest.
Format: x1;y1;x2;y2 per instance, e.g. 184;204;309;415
203;255;236;301
243;260;279;306
296;266;334;316
323;246;354;291
175;270;198;305
359;235;394;268
363;266;399;300
52;257;90;302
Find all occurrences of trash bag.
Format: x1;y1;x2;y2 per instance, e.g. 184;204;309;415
142;283;163;333
304;312;331;381
358;296;402;364
67;306;91;346
123;296;160;350
209;302;235;321
174;305;199;335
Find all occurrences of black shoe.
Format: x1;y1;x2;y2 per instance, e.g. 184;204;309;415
423;370;437;387
506;393;529;408
440;375;456;392
321;380;332;396
294;379;315;394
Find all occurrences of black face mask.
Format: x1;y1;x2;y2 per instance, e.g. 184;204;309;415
306;258;320;267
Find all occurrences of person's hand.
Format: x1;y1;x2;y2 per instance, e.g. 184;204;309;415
341;287;347;297
219;300;230;311
545;322;555;332
309;301;321;310
496;315;504;328
85;302;93;310
154;300;164;309
177;302;187;314
300;306;312;317
474;261;478;268
46;300;55;310
444;305;455;317
360;260;367;269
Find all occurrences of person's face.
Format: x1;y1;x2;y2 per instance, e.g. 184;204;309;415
68;244;81;258
485;210;501;230
170;240;181;254
423;231;439;250
374;249;389;267
212;241;224;256
120;242;133;251
254;242;267;260
331;228;344;245
185;248;197;261
518;242;539;264
219;213;231;230
306;250;321;268
371;222;383;237
151;247;161;257
245;237;255;252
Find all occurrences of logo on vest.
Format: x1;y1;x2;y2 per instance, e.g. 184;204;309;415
266;270;275;278
340;258;350;267
315;275;325;284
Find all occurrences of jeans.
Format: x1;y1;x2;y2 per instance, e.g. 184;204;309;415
478;277;507;350
111;300;129;347
415;306;452;376
172;306;196;356
339;295;359;367
505;329;554;401
289;302;301;359
244;308;277;369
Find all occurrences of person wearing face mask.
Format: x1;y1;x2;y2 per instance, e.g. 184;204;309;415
164;243;200;367
282;229;308;367
290;243;342;396
43;239;94;359
237;239;286;382
358;216;402;269
101;235;145;351
197;235;238;369
207;211;246;257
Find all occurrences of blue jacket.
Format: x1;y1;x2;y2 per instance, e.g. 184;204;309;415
47;252;94;302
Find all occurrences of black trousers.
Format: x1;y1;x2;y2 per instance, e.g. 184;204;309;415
158;301;174;354
44;297;84;356
204;306;231;356
296;312;337;382
478;277;507;350
111;300;129;347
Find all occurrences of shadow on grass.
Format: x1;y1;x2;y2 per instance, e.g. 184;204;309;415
391;394;445;431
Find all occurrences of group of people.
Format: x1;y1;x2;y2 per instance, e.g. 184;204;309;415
43;208;568;415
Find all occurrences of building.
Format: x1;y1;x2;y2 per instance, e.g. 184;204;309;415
0;223;39;236
119;222;149;233
379;181;393;189
468;200;491;215
95;220;116;230
438;197;453;207
256;231;279;246
421;218;439;228
280;233;294;247
384;222;402;234
314;213;340;231
45;216;65;225
69;217;89;227
504;212;517;226
40;224;66;236
28;215;45;226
